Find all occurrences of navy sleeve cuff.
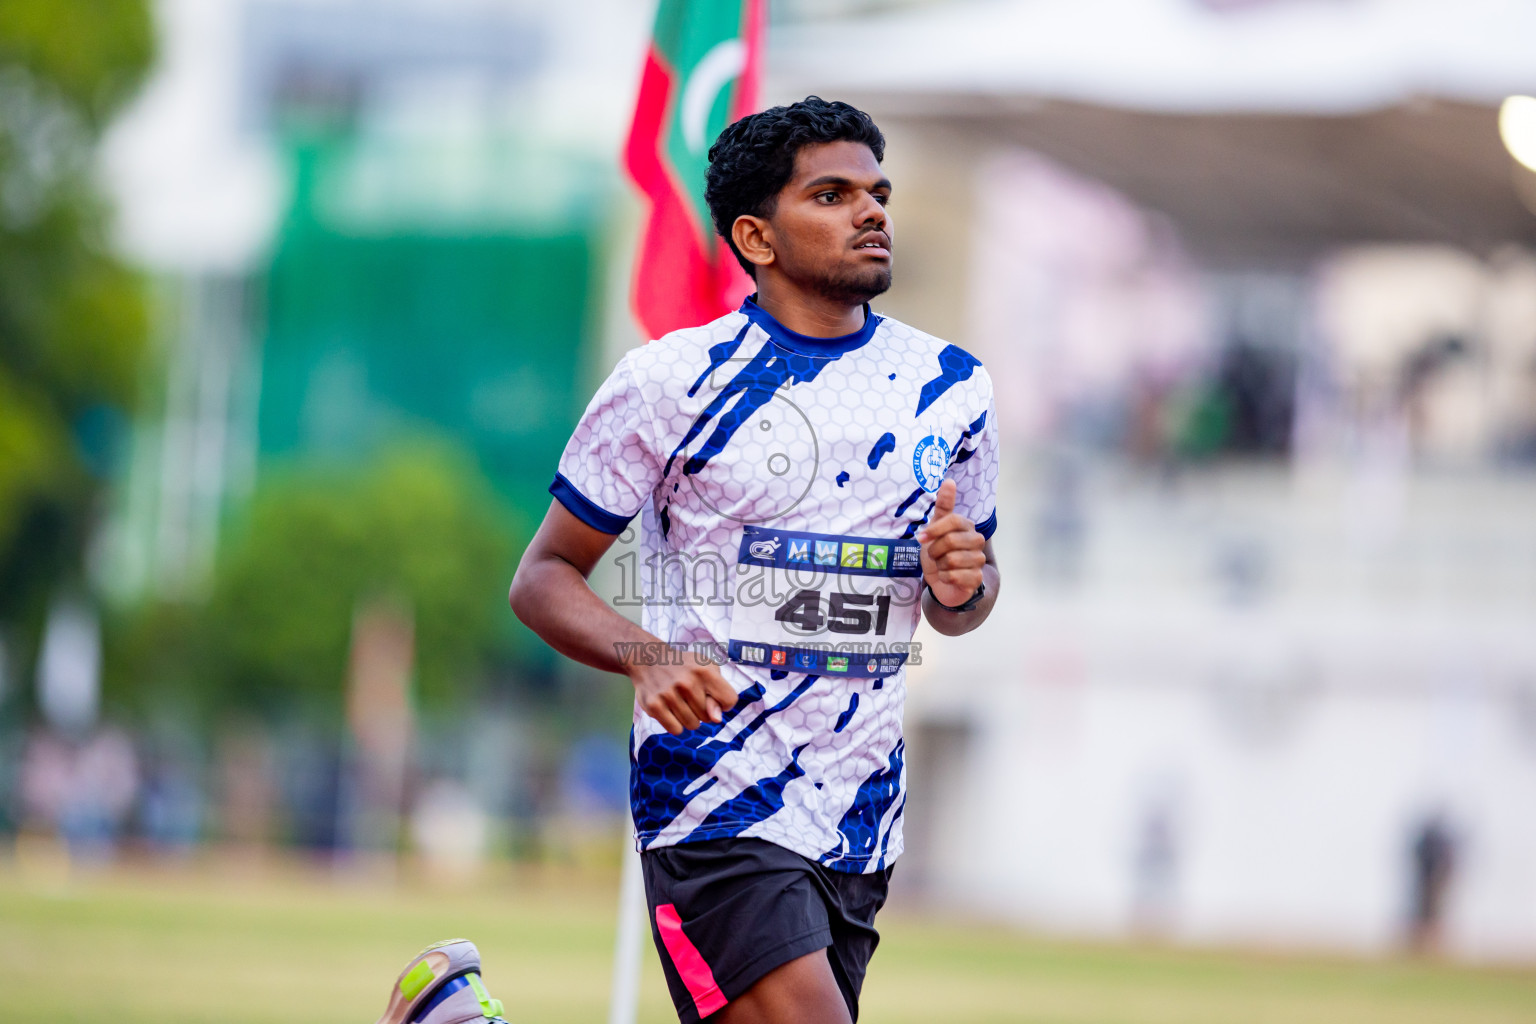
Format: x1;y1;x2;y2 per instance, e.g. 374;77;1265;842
550;473;636;534
976;509;998;539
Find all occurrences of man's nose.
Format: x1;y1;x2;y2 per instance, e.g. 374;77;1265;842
853;191;887;227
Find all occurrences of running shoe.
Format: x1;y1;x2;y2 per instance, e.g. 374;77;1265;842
374;938;507;1024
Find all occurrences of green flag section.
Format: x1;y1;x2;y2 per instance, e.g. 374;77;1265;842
258;138;596;522
624;0;764;340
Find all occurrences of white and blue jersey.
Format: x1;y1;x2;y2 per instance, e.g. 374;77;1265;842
552;296;999;874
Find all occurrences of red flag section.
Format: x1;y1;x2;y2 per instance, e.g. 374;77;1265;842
624;0;764;341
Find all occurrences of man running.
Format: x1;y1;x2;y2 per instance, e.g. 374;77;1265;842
509;96;1000;1024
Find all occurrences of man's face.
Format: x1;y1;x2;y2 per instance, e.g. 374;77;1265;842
765;140;892;305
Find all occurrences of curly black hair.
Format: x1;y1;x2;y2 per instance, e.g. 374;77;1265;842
705;96;886;276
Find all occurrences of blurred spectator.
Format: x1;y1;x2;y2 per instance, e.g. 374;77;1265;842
216;727;276;848
139;754;203;853
277;730;343;851
19;728;140;861
1132;801;1180;939
1033;451;1087;584
18;732;70;832
1214;341;1296;457
1408;814;1458;954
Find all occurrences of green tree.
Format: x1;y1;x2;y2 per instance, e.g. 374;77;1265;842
0;1;154;636
121;443;522;725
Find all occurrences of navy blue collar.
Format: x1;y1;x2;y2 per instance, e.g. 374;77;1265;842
740;294;881;356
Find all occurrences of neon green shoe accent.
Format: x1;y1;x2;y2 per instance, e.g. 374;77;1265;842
400;960;436;1000
467;972;504;1018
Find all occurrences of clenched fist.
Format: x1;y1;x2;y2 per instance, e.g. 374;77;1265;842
917;479;985;608
630;659;739;736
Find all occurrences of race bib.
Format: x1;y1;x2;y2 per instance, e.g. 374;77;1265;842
727;525;924;678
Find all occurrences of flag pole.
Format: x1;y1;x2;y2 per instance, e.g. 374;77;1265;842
608;827;646;1024
608;1;765;1020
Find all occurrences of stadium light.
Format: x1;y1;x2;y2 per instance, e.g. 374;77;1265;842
1500;95;1536;172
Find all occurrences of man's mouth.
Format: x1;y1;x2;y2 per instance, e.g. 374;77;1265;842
853;234;892;257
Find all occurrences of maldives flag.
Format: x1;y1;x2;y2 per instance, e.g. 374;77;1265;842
624;0;765;340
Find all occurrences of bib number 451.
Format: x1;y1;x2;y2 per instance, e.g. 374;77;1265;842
774;589;892;636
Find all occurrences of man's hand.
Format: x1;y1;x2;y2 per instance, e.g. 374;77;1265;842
917;479;985;607
511;500;741;736
630;660;739;736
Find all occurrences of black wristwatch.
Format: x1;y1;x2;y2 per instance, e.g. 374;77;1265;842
926;581;985;613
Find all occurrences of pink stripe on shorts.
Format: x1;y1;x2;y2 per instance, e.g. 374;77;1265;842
654;902;728;1017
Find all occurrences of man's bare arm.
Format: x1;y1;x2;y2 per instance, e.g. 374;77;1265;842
508;500;649;673
508;500;737;734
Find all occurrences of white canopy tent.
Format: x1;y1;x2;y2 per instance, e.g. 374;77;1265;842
773;0;1535;115
770;0;1536;260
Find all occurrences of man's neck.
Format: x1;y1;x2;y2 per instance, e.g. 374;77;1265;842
753;281;866;338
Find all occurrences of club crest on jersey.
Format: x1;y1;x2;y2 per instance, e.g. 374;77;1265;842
912;434;951;493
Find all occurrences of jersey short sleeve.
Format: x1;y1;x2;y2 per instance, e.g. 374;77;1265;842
550;349;661;534
947;383;999;539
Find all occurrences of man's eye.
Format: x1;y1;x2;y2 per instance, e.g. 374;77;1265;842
816;192;839;203
874;194;890;205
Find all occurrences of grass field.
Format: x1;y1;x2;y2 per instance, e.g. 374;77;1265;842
1;853;1533;1024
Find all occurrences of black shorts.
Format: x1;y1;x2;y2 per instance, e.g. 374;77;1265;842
641;837;892;1023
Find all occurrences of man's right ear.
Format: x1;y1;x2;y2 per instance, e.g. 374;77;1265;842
731;215;775;272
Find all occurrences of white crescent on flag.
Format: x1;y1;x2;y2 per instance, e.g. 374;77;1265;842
681;37;747;154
